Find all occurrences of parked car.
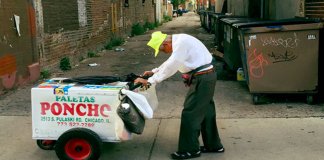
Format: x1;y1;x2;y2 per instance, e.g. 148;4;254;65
182;9;189;13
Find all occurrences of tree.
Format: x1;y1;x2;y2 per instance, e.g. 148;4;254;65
171;0;186;9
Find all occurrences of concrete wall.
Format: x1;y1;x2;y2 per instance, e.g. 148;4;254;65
215;0;225;13
156;0;162;23
269;0;299;20
225;0;299;19
227;0;249;16
0;0;39;94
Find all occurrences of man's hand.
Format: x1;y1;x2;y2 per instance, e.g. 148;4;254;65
142;71;154;77
134;78;149;87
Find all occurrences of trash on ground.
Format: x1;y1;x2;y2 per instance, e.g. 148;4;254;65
88;63;99;67
115;47;125;52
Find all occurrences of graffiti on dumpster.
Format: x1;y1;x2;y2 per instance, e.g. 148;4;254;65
248;48;269;78
268;50;298;63
261;33;299;48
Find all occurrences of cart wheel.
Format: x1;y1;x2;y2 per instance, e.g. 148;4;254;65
306;95;315;105
36;140;56;150
252;94;260;105
55;128;102;160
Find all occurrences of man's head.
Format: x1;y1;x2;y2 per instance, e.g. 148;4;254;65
147;31;172;56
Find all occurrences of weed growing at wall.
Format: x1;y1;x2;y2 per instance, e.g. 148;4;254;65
105;36;125;50
40;69;51;79
155;21;161;27
60;57;71;71
143;21;155;30
163;15;172;22
131;23;145;36
87;51;99;58
79;56;85;62
105;43;113;50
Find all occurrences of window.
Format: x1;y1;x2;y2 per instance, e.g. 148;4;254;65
305;0;324;20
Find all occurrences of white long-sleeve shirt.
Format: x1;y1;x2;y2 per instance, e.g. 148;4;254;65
147;34;213;84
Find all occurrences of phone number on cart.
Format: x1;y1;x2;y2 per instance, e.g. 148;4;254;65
57;122;95;127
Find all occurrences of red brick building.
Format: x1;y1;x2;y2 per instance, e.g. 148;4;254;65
0;0;156;94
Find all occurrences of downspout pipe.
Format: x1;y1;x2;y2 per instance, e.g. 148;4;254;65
261;0;264;19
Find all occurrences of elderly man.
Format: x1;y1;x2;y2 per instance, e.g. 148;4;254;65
135;31;224;159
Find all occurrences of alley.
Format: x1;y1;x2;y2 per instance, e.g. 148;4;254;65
0;12;324;160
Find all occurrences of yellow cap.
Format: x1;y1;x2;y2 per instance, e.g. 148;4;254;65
147;31;167;57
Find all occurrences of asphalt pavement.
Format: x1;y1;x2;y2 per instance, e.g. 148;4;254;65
1;116;324;160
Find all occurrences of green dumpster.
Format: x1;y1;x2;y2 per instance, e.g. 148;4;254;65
214;15;245;52
210;13;224;34
198;10;206;28
221;18;260;71
236;19;323;104
202;10;208;30
206;11;220;33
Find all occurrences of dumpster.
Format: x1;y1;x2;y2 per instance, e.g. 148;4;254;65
210;13;224;34
221;18;260;71
203;11;215;32
213;15;245;52
198;10;206;27
205;11;219;32
236;19;323;104
199;10;208;29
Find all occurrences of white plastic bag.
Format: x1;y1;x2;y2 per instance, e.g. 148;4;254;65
120;89;153;119
138;84;158;111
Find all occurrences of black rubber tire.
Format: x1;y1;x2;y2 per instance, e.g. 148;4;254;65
36;140;56;150
306;95;315;105
252;94;260;105
55;128;102;160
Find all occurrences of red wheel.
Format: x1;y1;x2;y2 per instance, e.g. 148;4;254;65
36;140;56;150
55;128;102;160
65;138;91;160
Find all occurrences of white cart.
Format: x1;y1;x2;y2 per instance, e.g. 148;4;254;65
32;78;156;160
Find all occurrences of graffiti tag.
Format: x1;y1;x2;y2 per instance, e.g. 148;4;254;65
249;49;269;78
261;33;299;48
268;51;298;63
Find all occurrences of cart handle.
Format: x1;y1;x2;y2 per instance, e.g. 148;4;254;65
128;75;151;91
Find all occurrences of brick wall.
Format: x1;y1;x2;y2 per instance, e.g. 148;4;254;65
123;0;155;33
37;0;155;72
0;0;155;93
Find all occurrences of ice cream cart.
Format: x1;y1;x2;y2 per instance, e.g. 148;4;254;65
32;78;157;160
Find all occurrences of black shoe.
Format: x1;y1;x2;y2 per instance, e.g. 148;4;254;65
200;146;225;153
170;151;201;159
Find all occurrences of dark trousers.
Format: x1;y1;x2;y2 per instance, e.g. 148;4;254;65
178;71;223;152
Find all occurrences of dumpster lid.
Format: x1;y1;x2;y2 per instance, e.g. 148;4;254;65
198;10;207;14
205;11;215;14
214;15;246;20
210;13;225;17
221;17;260;25
233;18;322;28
